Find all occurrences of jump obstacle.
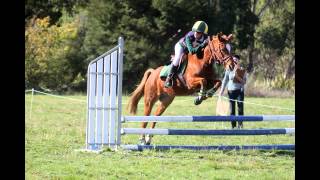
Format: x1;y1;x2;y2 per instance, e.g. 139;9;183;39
84;37;295;152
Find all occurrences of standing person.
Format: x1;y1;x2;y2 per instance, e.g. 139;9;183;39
219;55;247;129
164;20;209;88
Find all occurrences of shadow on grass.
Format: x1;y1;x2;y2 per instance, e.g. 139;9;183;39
224;149;295;157
120;146;295;158
269;150;295;157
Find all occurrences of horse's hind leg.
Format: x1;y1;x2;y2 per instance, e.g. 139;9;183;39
145;94;175;145
139;94;158;145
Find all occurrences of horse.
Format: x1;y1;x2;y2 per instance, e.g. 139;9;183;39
127;32;235;145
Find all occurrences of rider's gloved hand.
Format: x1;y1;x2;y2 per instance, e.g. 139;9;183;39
200;39;209;47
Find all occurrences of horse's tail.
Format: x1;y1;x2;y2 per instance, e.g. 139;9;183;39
127;68;154;115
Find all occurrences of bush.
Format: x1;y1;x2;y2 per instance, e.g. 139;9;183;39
269;74;295;92
244;75;294;97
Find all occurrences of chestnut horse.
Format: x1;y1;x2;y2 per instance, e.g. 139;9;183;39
127;32;235;145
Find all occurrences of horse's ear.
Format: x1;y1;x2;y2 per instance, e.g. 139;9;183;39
217;32;223;41
210;35;216;41
221;35;227;40
227;34;233;41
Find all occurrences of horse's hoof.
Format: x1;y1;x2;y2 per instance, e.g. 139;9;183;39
194;97;202;105
139;138;146;145
145;135;152;145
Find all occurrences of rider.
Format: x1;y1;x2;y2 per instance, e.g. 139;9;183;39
164;20;209;88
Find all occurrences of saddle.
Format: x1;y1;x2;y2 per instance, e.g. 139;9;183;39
159;46;207;86
159;54;188;87
160;54;187;79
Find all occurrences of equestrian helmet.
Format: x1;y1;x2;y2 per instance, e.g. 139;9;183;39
192;21;208;34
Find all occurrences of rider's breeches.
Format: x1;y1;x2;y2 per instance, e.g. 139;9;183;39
172;43;184;66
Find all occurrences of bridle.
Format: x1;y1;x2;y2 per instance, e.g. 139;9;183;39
207;36;233;67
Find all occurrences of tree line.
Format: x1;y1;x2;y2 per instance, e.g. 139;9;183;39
25;0;295;93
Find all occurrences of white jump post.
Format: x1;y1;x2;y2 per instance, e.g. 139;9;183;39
85;37;124;151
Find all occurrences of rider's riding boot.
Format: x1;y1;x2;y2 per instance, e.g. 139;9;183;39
164;65;178;88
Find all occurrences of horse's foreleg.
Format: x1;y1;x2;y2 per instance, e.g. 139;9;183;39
212;80;222;94
188;77;207;105
145;94;175;145
206;80;222;97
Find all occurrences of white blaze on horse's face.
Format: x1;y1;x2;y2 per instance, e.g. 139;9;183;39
226;43;231;53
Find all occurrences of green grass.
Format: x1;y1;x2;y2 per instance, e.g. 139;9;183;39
26;94;295;179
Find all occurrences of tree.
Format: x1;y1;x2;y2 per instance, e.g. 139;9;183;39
254;0;295;80
25;16;79;91
25;0;89;25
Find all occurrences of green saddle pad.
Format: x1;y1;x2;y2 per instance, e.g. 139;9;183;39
160;60;188;79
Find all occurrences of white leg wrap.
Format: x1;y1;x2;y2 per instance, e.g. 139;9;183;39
145;134;153;144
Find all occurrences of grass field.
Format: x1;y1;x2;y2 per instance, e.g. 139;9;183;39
25;94;295;179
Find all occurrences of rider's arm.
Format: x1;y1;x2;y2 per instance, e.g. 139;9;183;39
185;33;209;54
185;36;197;54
